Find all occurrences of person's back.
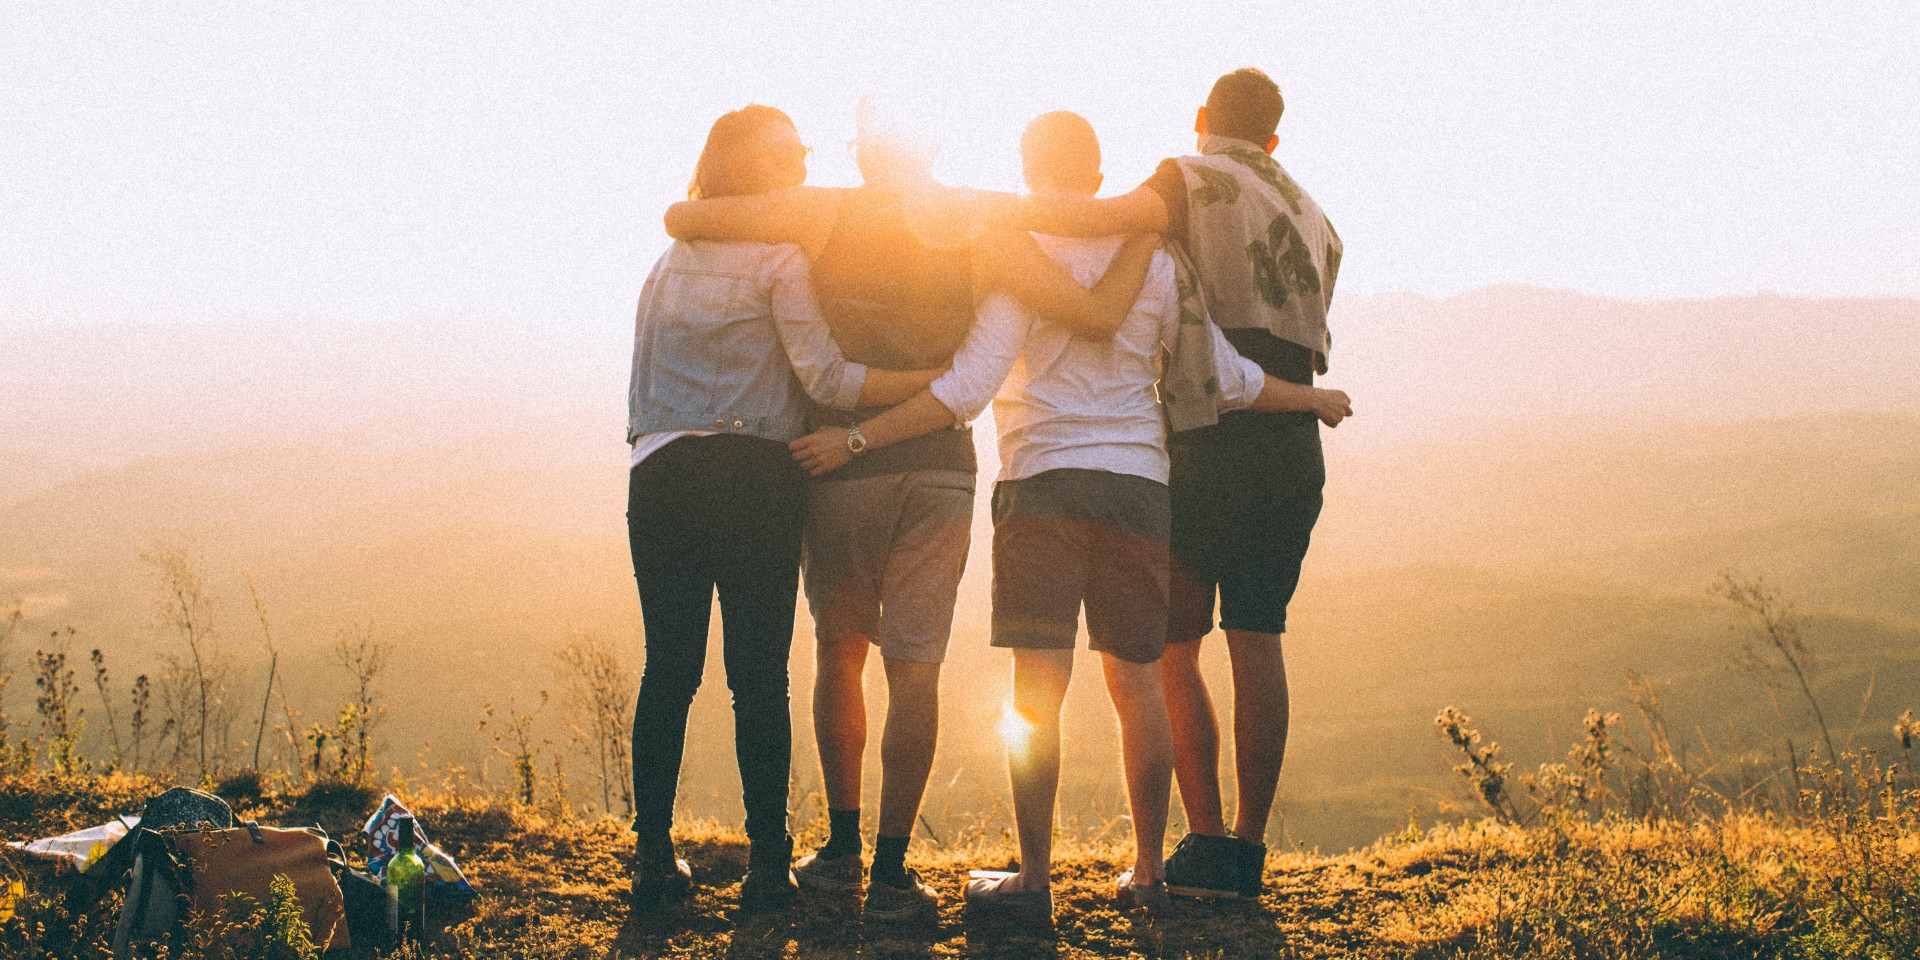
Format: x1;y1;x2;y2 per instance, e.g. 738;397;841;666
629;239;818;446
806;183;977;480
987;234;1172;482
1159;140;1338;357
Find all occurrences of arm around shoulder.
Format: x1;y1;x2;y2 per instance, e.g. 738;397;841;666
973;228;1159;340
1010;185;1169;238
664;185;837;248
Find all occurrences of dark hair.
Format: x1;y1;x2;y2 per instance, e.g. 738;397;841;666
1020;111;1101;193
688;104;797;201
1206;68;1284;144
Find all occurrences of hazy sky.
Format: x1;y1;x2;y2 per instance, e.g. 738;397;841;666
5;1;1917;334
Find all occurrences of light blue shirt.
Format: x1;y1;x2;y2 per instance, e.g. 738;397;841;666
627;240;867;447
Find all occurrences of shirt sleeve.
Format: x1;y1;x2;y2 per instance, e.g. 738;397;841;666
1143;158;1190;243
927;292;1028;423
766;246;868;411
1206;320;1268;411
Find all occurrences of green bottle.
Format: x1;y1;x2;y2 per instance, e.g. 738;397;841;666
385;815;429;940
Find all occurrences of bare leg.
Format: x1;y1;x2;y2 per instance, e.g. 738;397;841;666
1101;652;1174;882
876;657;942;839
812;635;871;812
1225;629;1289;841
1160;639;1227;836
1003;648;1073;892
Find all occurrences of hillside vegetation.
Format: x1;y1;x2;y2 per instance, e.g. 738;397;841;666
4;762;1919;960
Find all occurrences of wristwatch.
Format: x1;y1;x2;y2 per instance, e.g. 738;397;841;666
845;425;869;456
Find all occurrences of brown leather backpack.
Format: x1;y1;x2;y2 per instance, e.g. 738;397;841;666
114;821;350;957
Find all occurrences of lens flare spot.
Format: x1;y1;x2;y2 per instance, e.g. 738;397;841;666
998;704;1033;756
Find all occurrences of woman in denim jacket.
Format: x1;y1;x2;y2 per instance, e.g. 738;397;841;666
625;105;940;915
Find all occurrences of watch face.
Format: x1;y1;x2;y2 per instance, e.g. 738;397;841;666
846;429;868;454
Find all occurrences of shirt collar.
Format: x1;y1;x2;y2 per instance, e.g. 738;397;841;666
1200;133;1269;156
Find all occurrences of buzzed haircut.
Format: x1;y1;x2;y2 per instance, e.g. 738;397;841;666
1206;68;1285;144
1020;111;1101;193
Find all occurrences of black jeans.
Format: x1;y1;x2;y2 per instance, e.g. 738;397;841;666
628;434;806;846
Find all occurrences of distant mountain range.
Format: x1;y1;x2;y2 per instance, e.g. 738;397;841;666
6;286;1916;504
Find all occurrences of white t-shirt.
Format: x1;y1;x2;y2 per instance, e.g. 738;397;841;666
629;430;716;469
927;234;1266;485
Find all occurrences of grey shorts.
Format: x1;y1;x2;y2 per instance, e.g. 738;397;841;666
803;468;975;664
990;468;1172;665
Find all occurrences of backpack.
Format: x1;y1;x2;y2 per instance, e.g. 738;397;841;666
112;820;351;958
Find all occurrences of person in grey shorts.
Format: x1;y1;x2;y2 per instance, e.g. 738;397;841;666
792;111;1350;921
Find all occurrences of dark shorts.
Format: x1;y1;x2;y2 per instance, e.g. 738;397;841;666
990;468;1171;665
1168;409;1325;641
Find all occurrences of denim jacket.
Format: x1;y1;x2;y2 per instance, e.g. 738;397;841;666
627;240;868;445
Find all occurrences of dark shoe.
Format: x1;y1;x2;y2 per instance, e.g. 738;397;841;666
740;867;799;915
962;872;1052;925
740;836;799;915
1236;838;1268;900
1163;833;1244;899
630;835;692;911
1115;868;1172;913
795;850;865;897
864;867;938;922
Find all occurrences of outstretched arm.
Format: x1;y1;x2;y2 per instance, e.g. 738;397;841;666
857;368;945;407
790;391;958;477
1248;377;1352;426
663;185;838;252
972;229;1159;340
1176;304;1353;428
985;184;1170;239
790;293;1027;477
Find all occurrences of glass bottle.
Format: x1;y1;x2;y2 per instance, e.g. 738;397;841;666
385;815;429;940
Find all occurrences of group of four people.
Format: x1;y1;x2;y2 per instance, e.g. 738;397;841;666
623;67;1351;925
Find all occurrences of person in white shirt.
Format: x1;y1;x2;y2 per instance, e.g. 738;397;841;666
789;112;1352;921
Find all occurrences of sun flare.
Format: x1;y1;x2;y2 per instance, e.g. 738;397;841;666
998;704;1034;756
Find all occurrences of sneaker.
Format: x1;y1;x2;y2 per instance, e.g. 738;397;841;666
1115;868;1172;913
864;867;938;922
795;850;866;896
1236;838;1268;900
1162;833;1244;899
630;836;692;911
962;871;1052;925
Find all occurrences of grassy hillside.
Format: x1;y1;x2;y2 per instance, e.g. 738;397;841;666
2;413;1916;852
4;770;1919;959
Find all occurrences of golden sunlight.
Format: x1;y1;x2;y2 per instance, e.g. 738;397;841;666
998;703;1034;757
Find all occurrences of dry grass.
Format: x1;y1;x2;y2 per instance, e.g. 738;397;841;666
5;771;1920;959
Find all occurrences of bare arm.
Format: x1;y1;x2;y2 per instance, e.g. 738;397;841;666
663;185;838;254
997;184;1170;238
791;293;1026;477
972;228;1158;340
789;391;960;477
1248;377;1352;426
857;368;944;407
